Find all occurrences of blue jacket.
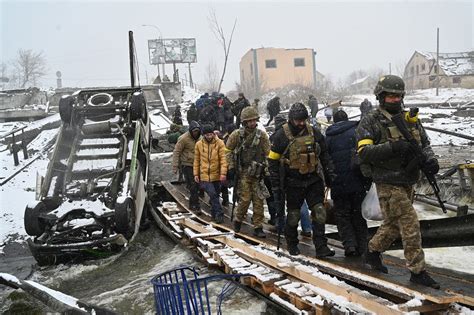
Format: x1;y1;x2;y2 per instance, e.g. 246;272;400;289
325;120;367;195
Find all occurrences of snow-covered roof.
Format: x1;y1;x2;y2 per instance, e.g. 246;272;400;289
418;50;474;76
350;75;370;85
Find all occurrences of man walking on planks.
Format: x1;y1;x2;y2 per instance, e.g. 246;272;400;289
356;75;440;289
268;103;336;257
194;124;228;223
226;107;271;238
173;120;202;213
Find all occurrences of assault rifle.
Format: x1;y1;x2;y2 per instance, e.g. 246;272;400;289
276;159;286;250
391;110;447;214
230;151;241;222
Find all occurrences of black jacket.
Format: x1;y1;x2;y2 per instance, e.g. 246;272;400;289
326;120;368;195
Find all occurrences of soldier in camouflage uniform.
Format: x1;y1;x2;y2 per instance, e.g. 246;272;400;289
268;103;336;257
226;107;271;238
356;75;440;289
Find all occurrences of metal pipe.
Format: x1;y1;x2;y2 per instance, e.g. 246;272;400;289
423;125;474;141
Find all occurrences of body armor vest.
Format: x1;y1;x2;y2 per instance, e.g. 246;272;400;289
282;123;320;175
375;109;422;170
237;128;265;177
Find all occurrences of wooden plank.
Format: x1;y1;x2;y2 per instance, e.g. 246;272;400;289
164;182;470;307
180;218;402;315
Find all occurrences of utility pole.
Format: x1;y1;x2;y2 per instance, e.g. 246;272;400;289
436;27;440;96
188;63;193;88
389;62;392;75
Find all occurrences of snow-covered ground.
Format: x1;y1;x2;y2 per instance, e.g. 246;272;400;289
0;87;472;275
346;87;474;105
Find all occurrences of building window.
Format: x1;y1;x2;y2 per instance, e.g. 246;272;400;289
453;77;461;84
421;64;426;71
416;65;419;75
250;63;253;75
265;59;277;69
410;66;414;75
294;58;305;67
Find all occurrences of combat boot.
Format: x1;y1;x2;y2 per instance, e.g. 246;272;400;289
315;245;335;258
253;228;266;238
410;271;440;289
344;246;358;257
215;215;224;224
233;221;242;233
366;251;388;273
288;244;300;256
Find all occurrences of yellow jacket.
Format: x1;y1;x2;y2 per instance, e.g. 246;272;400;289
193;137;227;182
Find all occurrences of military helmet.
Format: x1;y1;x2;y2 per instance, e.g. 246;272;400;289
240;106;259;122
288;103;309;120
374;75;406;100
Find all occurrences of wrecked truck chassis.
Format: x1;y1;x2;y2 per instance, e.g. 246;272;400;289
28;208;128;265
25;87;150;265
28;233;127;265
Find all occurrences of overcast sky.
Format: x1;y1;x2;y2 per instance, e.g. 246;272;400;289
1;0;472;92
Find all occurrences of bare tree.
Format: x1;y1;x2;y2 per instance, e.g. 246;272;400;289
208;8;237;93
393;59;408;78
202;60;220;92
12;49;47;88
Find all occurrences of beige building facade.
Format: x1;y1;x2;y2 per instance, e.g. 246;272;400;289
240;47;317;96
404;51;474;90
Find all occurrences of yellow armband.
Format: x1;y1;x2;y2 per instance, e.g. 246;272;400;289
268;150;281;160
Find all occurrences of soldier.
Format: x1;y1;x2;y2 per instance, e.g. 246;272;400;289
265;96;281;126
356;75;440;289
308;95;319;118
232;92;251;128
173;121;201;212
226;107;271;238
268;103;335;257
360;98;373;118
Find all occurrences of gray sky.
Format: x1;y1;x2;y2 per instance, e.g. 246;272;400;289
1;0;472;92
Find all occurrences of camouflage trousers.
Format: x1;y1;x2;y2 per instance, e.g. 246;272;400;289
234;175;265;228
368;183;425;274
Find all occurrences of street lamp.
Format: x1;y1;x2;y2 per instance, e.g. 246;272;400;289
142;24;166;77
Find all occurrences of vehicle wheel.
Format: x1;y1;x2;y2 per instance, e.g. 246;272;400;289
130;92;146;120
59;95;73;124
24;202;46;236
87;93;113;106
35;254;56;266
115;197;135;238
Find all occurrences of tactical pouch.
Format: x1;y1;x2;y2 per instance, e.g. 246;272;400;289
299;153;309;174
247;161;264;178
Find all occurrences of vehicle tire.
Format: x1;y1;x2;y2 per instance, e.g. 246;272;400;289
24;202;46;236
115;197;135;238
130;92;146;120
87;93;113;107
59;95;74;124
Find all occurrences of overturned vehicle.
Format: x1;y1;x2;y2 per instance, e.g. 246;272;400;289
24;88;151;265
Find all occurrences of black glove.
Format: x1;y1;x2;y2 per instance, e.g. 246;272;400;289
391;140;416;157
423;158;439;175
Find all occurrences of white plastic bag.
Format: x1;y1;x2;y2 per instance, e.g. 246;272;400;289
361;183;383;221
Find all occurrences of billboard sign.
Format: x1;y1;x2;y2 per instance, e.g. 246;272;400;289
148;38;197;65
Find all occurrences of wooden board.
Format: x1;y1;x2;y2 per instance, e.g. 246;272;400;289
163;181;474;307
